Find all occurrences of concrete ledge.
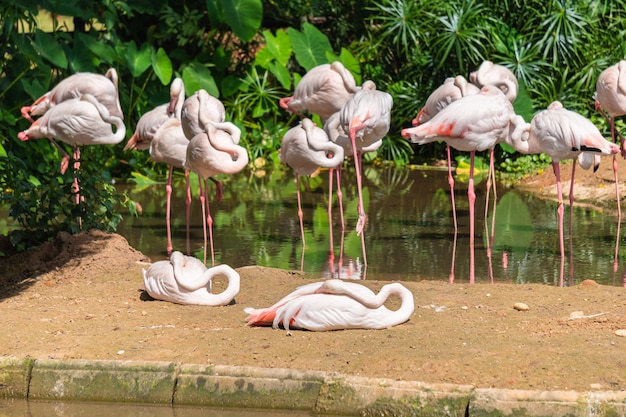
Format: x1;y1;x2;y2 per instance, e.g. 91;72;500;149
1;356;626;416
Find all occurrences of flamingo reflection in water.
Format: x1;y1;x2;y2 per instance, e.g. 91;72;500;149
245;279;414;332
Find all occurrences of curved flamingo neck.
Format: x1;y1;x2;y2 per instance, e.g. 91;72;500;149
200;265;241;305
81;93;126;142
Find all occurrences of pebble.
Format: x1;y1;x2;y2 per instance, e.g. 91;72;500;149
513;302;529;311
616;329;626;337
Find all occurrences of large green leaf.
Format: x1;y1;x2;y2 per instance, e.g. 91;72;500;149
288;23;333;71
268;62;291;89
260;29;292;66
152;48;173;85
75;32;117;64
125;41;152;78
220;0;262;43
182;64;219;97
33;29;68;69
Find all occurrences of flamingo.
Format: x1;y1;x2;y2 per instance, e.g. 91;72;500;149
280;61;370;122
511;101;619;286
21;68;123;122
402;85;527;283
124;78;191;256
18;93;126;211
184;92;249;266
412;76;480;236
244;279;414;331
469;61;518;102
20;69;123;174
595;61;626;271
339;83;393;267
143;251;240;306
181;89;228;202
280;118;344;254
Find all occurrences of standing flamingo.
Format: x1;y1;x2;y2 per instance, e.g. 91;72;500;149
18;93;126;212
280;61;372;122
402;85;526;283
412;76;480;236
181;89;228;202
244;279;414;331
184;93;249;266
143;251;240;306
595;61;626;271
338;83;393;266
511;101;619;286
124;78;190;256
280;118;344;254
20;69;124;174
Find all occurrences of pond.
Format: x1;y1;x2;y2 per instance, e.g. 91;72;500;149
117;165;625;287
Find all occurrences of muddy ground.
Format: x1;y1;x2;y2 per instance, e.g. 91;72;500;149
1;156;626;392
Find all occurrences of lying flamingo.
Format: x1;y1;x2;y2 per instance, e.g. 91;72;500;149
245;279;414;331
143;251;240;306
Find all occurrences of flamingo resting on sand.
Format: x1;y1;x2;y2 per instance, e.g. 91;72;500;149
143;251;240;306
125;78;190;256
280;118;344;252
279;61;365;122
402;85;528;283
184;92;249;266
511;101;619;286
244;279;414;331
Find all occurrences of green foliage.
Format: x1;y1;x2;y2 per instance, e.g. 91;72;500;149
5;0;626;252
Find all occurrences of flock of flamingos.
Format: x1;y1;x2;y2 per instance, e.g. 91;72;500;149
15;58;626;331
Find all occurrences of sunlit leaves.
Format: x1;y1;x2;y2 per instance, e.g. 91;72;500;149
288;23;333;71
152;47;173;85
430;0;489;72
182;63;219;97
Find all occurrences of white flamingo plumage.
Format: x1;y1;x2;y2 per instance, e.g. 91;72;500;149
402;85;527;283
511;101;619;285
280;118;344;252
143;251;240;306
184;92;249;266
244;279;414;331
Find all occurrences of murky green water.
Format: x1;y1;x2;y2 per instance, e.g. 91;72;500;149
117;165;626;286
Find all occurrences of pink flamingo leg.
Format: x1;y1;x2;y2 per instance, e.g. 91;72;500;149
484;148;497;283
165;165;174;256
336;166;345;231
349;128;367;236
185;171;192;256
596;105;622;272
199;180;208;265
568;162;577;285
447;145;457;284
468;151;476;284
205;181;216;267
296;175;306;249
610;121;622;274
553;162;565;287
447;145;458;233
328;169;334;255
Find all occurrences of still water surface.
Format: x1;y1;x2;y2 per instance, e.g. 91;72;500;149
0;398;317;417
118;165;626;286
